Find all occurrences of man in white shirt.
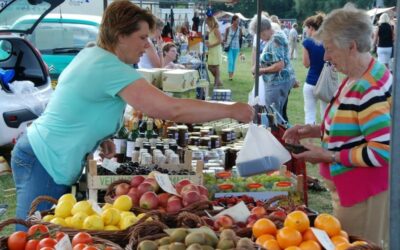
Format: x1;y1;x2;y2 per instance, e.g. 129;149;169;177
288;23;298;60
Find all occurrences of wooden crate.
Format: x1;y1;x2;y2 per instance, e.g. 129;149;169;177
86;150;204;202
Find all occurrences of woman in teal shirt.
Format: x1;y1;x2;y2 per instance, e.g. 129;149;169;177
11;0;254;229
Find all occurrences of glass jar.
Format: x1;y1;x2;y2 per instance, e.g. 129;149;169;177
210;135;220;149
177;125;189;147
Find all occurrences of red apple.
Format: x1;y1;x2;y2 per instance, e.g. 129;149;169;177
180;184;199;196
182;190;201;207
115;183;130;196
166;196;183;213
130;176;145;188
214;215;234;230
175;179;191;194
139;191;159;209
137;182;155;196
246;214;259;228
143;178;160;193
157;193;170;208
269;210;287;219
197;185;209;197
127;187;140;206
251;206;267;218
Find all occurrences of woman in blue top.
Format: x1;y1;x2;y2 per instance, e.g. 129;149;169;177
224;15;242;81
10;0;254;229
302;13;326;124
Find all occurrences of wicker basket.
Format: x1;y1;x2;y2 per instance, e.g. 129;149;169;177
27;195;133;247
0;218;32;249
125;220;168;250
347;235;383;250
135;210;206;229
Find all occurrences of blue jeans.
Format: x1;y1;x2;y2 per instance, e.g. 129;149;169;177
11;133;69;231
264;79;292;117
228;48;240;74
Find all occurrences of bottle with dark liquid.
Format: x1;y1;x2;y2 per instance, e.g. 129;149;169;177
126;120;139;162
113;126;128;163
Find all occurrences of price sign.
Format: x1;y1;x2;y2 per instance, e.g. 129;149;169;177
154;173;179;196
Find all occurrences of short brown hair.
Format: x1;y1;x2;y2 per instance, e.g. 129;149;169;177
98;0;155;51
162;42;177;56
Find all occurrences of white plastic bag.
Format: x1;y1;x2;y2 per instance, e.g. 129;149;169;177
248;76;266;106
236;124;291;177
9;80;46;116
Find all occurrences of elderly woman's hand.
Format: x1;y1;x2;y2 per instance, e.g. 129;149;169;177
291;143;332;164
231;103;255;123
283;124;321;143
99;139;115;159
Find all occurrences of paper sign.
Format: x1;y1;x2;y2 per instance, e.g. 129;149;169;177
55;234;72;250
34;211;42;220
311;227;335;250
88;200;103;215
155;173;179;196
101;158;120;174
212;201;250;223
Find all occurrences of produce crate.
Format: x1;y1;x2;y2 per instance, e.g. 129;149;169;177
86;150;204;202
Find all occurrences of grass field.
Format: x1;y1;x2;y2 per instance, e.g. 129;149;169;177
0;45;332;236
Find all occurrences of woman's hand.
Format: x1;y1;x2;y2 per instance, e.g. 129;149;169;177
282;124;320;143
99;139;115;159
205;41;211;47
230;103;255;123
291;143;332;164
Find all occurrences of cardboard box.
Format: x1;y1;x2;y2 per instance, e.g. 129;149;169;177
162;69;199;92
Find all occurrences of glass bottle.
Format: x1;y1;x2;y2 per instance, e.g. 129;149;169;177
113;126;128;163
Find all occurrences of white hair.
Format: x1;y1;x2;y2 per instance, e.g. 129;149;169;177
249;15;272;35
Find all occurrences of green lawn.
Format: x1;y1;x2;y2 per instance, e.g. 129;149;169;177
0;45;332;237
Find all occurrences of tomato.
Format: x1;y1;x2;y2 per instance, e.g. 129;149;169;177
24;239;39;250
7;231;28;250
82;246;99;250
72;232;93;246
39;247;55;250
36;238;57;250
72;243;88;250
27;224;49;239
55;232;67;242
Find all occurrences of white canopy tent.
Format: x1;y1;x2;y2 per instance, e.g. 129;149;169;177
366;6;395;16
214;10;250;21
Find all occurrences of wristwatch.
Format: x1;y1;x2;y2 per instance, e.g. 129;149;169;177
331;152;337;164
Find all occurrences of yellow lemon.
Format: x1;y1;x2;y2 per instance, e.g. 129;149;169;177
71;200;93;215
71;211;88;229
137;213;146;219
102;203;113;211
113;195;132;212
58;193;77;205
119;215;138;230
65;216;73;227
42;214;55;223
50;217;67;227
54;200;74;218
102;208;121;226
120;211;136;219
104;225;120;231
83;214;104;230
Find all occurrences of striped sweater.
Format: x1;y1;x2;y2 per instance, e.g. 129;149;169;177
320;58;391;206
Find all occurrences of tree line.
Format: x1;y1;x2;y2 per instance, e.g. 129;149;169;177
213;0;396;26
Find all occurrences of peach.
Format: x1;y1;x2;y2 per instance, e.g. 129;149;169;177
139;191;159;209
137;182;155;196
115;183;130;196
214;215;234;230
157;193;170;208
166;196;183;213
251;206;267;218
143;178;160;193
130;176;145;188
182;190;201;207
175;179;191;194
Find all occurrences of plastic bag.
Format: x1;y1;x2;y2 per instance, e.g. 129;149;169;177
313;62;339;102
248;76;266;106
9;80;46;116
236;124;291;177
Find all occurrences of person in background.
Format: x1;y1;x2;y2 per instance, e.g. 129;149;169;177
162;42;185;69
249;15;295;117
192;11;200;32
161;20;174;43
205;15;223;88
302;13;326;124
373;13;394;68
289;23;298;59
138;18;164;69
224;15;242;81
283;4;391;245
10;0;254;231
251;11;269;69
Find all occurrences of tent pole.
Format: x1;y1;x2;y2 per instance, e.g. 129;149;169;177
254;0;262;97
389;1;400;249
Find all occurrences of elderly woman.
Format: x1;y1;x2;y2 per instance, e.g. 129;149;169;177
249;15;295;117
283;4;391;245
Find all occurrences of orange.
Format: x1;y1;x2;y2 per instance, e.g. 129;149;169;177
256;234;275;246
252;218;277;238
338;230;349;240
302;228;318;242
276;227;302;249
314;213;341;237
262;239;281;250
284;211;310;233
335;242;351;250
285;247;302;250
331;235;349;246
299;240;322;250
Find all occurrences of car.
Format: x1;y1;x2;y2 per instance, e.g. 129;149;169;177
12;13;101;87
0;0;64;146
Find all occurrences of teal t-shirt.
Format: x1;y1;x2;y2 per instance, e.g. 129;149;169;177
27;46;143;185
